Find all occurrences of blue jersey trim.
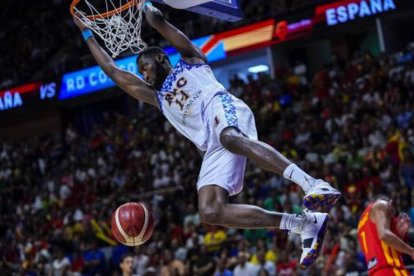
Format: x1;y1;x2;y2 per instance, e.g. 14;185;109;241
160;59;205;93
178;58;208;67
219;93;239;128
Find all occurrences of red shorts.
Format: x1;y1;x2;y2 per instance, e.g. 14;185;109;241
370;267;409;276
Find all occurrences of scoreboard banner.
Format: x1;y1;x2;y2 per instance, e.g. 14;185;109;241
0;81;58;112
315;0;397;26
0;0;403;113
59;36;226;100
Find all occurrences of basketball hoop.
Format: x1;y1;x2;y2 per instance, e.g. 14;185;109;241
70;0;147;58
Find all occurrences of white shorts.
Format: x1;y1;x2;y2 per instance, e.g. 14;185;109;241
197;93;258;196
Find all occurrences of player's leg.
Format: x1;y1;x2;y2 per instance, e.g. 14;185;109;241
198;185;329;267
198;185;283;228
220;127;290;175
198;112;329;267
220;127;341;211
213;93;340;211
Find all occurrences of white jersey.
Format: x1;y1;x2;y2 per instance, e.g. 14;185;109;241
156;59;226;151
156;59;258;196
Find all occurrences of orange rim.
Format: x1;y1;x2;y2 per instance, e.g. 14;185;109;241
70;0;137;20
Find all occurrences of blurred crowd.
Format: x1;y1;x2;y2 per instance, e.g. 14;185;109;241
0;0;334;90
2;0;414;274
1;42;414;275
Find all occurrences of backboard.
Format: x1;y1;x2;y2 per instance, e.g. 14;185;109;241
152;0;243;22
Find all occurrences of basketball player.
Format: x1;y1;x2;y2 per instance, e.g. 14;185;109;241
73;0;341;267
357;197;413;275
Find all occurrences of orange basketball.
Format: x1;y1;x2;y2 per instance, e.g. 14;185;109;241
111;202;154;246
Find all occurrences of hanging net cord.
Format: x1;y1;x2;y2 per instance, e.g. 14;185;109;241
74;0;147;58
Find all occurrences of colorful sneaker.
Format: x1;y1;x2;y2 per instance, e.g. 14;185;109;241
303;180;341;211
291;210;329;268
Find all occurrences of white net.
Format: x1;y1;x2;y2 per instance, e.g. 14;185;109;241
74;0;147;58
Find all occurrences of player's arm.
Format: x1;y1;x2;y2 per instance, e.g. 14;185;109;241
74;16;158;107
141;1;207;62
370;200;414;257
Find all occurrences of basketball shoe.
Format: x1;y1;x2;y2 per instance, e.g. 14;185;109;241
291;210;329;268
303;179;342;211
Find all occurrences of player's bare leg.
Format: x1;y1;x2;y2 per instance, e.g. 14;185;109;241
219;127;341;211
198;185;329;267
199;185;284;228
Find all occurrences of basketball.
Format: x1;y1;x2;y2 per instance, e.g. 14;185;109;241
111;202;154;246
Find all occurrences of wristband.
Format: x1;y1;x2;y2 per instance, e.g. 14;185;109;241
143;1;153;11
82;29;93;41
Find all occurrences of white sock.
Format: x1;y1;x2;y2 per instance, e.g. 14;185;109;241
279;213;304;232
283;163;315;193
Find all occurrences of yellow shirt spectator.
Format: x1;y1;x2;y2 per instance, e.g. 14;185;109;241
203;228;227;253
250;250;277;264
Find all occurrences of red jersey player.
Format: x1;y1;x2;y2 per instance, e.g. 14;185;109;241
357;198;413;275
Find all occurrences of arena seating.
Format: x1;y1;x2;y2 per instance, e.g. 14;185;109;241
1;42;414;275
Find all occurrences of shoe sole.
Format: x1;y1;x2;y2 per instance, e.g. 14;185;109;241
303;192;341;212
300;215;329;268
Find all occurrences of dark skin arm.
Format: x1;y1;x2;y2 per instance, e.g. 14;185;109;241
73;16;158;107
140;0;207;63
370;200;414;258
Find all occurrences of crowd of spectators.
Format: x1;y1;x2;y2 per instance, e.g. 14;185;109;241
1;43;414;275
0;0;333;90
